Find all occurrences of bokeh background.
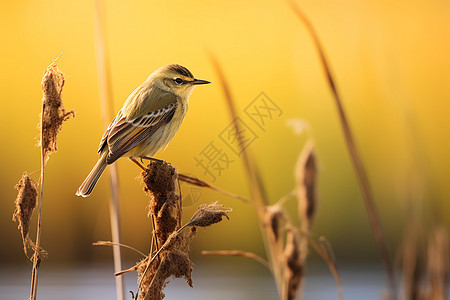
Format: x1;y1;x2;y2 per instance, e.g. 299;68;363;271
1;0;449;297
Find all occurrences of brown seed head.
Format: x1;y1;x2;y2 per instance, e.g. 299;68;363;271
283;228;304;300
12;172;38;256
295;141;317;228
39;62;75;164
264;205;285;242
187;201;232;227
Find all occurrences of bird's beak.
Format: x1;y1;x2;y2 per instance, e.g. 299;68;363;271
190;78;210;85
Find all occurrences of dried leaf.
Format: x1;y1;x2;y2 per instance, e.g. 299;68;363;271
12;172;38;256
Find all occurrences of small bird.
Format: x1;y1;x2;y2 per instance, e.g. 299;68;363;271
76;64;210;197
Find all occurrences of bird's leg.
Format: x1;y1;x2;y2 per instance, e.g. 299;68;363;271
141;156;165;166
130;157;146;171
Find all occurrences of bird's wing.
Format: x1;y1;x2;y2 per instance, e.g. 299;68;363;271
104;102;177;164
97;115;119;153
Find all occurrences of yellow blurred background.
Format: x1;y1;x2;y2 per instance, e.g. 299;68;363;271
1;0;449;270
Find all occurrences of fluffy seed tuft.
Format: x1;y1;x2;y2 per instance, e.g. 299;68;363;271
12;172;38;256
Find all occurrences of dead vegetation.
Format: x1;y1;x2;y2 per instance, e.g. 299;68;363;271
12;172;38;256
12;59;74;300
96;160;232;300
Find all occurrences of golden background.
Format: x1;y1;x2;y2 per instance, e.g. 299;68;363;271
1;0;449;268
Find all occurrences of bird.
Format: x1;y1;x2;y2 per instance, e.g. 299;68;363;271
76;64;210;197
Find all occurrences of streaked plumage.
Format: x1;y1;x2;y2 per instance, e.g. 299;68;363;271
76;64;209;197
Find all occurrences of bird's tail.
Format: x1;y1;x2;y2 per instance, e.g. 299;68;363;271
76;153;108;197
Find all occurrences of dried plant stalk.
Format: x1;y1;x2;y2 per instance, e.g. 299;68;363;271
310;236;344;300
12;173;38;256
424;226;449;300
209;54;284;295
29;59;73;300
94;1;124;298
400;224;422;300
287;0;396;296
178;173;250;204
202;250;270;270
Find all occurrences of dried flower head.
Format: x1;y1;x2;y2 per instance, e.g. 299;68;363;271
142;160;181;243
12;172;38;256
39;62;75;164
295;141;317;228
264;205;285;243
187;201;232;227
283;228;304;300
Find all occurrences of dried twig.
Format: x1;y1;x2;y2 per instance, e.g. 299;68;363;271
178;173;251;204
93;241;147;257
202;250;270;270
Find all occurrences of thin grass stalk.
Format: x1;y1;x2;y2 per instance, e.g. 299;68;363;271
209;55;283;296
94;1;124;299
287;1;396;297
29;100;46;300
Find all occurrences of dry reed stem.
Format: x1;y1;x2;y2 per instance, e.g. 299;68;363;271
209;54;284;296
30;60;72;300
424;226;449;300
13;172;38;256
287;0;396;296
178;173;251;204
305;234;344;300
93;241;147;257
201;250;270;270
94;1;124;299
400;223;422;300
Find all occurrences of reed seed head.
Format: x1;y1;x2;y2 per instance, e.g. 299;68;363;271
283;228;303;300
187;201;232;227
295;142;317;228
40;62;75;164
12;172;38;256
264;205;285;243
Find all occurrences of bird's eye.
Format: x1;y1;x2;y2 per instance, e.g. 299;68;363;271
174;78;183;85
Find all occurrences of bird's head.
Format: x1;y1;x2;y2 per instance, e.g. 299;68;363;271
149;64;210;99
